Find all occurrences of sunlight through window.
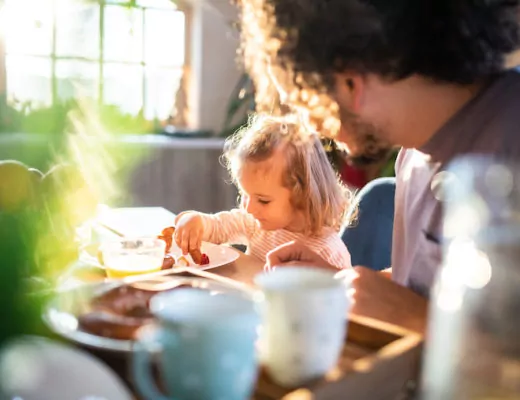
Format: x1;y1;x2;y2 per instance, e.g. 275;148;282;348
1;0;186;122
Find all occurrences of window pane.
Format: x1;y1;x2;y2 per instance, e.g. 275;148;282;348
2;0;53;56
55;0;100;59
106;0;177;7
103;5;143;63
6;55;52;107
55;60;99;101
103;63;143;115
144;67;182;120
144;10;184;66
138;0;177;9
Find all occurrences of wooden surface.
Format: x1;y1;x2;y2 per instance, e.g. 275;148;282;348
255;315;423;400
211;252;429;334
67;250;429;399
67;250;429;334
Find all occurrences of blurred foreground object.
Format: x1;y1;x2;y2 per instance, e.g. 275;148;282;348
0;160;99;350
0;336;132;399
421;155;520;399
0;160;41;212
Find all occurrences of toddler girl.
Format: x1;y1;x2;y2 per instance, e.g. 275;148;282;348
174;114;354;269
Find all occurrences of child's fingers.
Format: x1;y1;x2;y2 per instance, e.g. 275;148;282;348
180;230;191;255
188;232;200;253
173;228;183;248
191;234;202;255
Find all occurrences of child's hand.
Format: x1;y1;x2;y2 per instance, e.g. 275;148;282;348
265;240;334;271
174;212;204;255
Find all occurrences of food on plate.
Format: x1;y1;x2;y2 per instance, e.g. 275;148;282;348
161;254;190;270
200;253;210;265
78;285;155;340
90;285;156;317
78;310;149;340
77;282;195;340
157;226;175;250
176;255;190;267
161;254;176;270
158;226;210;266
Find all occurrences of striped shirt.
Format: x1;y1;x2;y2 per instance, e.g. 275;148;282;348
201;208;352;269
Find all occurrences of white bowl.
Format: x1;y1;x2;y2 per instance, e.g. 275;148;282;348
0;336;133;400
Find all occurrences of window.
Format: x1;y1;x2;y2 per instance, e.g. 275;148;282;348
2;0;186;121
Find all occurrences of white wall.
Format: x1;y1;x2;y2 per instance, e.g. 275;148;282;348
189;0;242;133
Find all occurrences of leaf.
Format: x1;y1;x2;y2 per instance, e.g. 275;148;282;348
220;73;256;137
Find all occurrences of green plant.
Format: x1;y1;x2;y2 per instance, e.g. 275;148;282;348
219;73;256;138
0;100;155;135
380;149;398;177
97;104;155;134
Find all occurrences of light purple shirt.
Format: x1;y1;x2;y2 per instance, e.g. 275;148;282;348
392;70;520;297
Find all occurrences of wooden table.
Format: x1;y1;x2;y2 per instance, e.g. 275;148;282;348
86;209;428;333
70;250;428;334
70;251;429;399
210;252;428;334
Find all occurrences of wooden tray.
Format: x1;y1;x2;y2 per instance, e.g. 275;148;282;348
254;315;423;400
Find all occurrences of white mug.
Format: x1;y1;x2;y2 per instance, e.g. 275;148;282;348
254;267;352;387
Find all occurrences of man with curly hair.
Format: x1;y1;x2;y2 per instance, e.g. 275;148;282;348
252;0;520;297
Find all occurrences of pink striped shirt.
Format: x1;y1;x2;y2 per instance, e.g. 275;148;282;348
201;209;352;269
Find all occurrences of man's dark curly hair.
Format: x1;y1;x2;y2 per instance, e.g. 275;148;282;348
240;0;520;94
278;0;520;87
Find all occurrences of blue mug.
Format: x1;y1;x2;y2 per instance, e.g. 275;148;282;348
132;287;260;400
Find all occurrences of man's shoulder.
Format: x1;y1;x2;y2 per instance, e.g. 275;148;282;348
395;148;431;177
473;71;520;156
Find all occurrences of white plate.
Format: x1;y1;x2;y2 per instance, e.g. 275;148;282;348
0;336;133;399
79;241;240;276
167;241;240;271
44;275;255;354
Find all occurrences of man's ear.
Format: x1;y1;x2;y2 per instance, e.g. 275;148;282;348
334;73;365;113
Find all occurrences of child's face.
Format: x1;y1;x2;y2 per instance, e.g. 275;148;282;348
237;152;302;232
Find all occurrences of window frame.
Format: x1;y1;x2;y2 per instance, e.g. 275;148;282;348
1;0;189;120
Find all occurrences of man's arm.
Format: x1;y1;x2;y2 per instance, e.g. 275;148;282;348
354;266;392;279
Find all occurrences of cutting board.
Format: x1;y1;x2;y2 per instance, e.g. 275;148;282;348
96;207;176;237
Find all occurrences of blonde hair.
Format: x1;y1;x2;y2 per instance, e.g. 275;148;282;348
223;114;353;235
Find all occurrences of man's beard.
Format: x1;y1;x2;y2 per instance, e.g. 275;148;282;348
348;134;395;167
338;110;395;167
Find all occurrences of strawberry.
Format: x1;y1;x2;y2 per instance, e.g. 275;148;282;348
200;253;210;265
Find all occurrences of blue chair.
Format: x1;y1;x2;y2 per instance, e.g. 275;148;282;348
341;177;396;271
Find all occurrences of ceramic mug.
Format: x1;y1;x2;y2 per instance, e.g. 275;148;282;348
132;287;260;400
255;267;352;387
